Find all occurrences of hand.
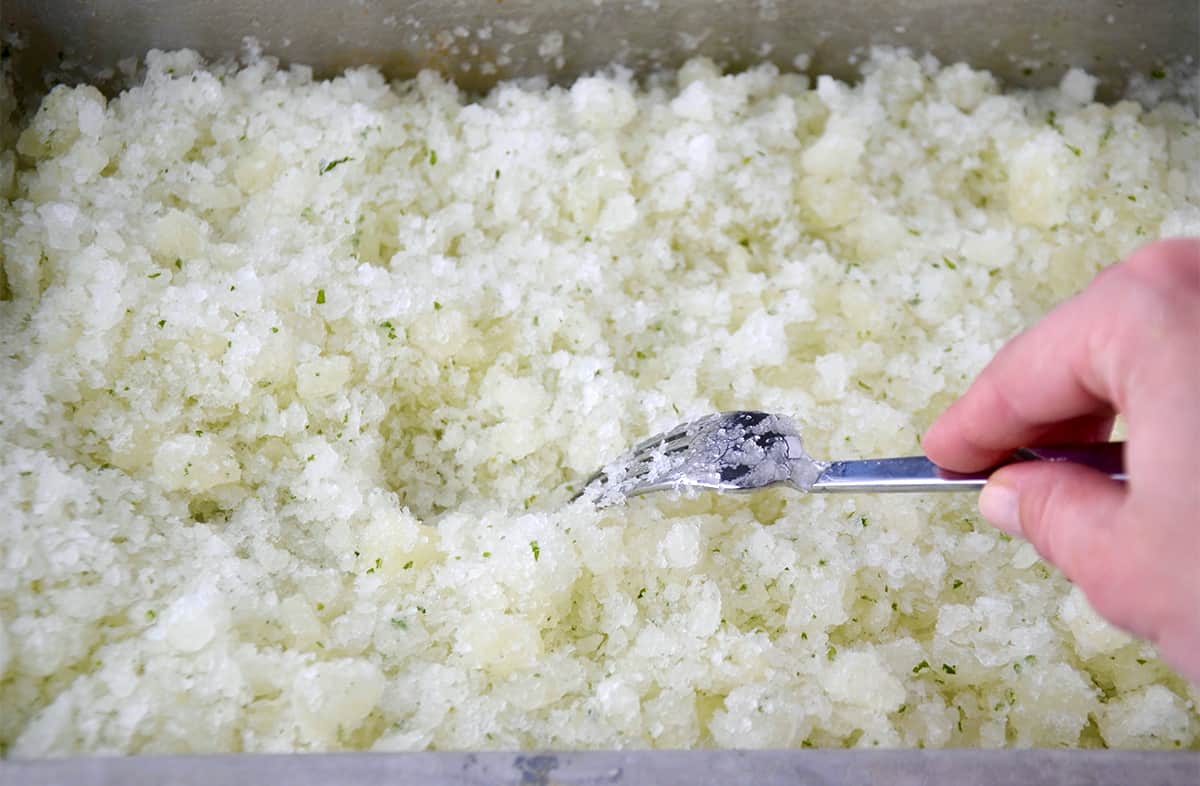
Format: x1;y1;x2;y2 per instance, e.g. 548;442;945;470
923;238;1200;683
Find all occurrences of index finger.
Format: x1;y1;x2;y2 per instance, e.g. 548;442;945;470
922;239;1200;472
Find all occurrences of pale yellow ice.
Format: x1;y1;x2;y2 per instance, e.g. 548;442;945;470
1;49;1198;754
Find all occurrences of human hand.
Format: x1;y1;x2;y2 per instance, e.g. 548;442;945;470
923;238;1200;683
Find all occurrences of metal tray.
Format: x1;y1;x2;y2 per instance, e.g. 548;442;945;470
7;0;1199;100
3;2;1199;783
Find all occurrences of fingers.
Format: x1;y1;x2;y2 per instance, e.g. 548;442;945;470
923;291;1121;471
929;238;1200;684
980;461;1126;592
984;456;1200;685
1025;413;1115;448
924;239;1200;472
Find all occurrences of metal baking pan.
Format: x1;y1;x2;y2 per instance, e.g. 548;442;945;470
7;0;1199;100
3;2;1199;784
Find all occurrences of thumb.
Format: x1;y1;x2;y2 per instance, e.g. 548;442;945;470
978;462;1126;585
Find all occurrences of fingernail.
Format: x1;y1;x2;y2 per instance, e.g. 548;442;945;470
979;480;1021;537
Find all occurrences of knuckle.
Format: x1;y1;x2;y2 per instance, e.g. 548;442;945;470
1121;238;1200;297
1087;246;1200;398
1016;472;1118;583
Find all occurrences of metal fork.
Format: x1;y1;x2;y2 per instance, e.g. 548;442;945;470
575;411;1126;507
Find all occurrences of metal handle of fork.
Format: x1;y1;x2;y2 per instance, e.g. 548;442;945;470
806;442;1126;493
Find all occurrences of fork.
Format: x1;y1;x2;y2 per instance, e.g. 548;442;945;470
575;410;1126;507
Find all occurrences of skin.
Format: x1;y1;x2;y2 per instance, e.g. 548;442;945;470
923;238;1200;683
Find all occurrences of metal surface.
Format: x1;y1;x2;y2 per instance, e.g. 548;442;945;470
578;410;1126;500
578;411;820;504
815;455;997;492
812;443;1128;492
4;750;1200;786
5;0;1199;103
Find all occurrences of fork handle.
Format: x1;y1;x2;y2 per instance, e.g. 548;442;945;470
807;442;1126;493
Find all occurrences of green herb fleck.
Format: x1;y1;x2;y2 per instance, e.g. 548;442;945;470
157;319;166;329
530;540;540;561
145;609;156;620
495;169;500;179
1065;143;1081;157
1150;67;1166;80
942;663;957;675
738;583;748;592
306;454;315;462
1127;194;1137;202
403;560;413;570
271;326;279;333
320;156;352;175
942;256;957;270
857;380;873;392
637;587;646;599
482;551;491;558
429;149;438;165
433;301;442;310
316;288;326;305
952;579;963;589
1137;658;1148;665
1047;110;1057;127
826;645;837;661
148;272;162;279
175;258;183;269
913;660;931;674
316;603;324;611
860;516;869;528
391;617;407;629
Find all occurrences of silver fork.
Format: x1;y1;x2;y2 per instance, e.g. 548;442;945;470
575;410;1126;507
